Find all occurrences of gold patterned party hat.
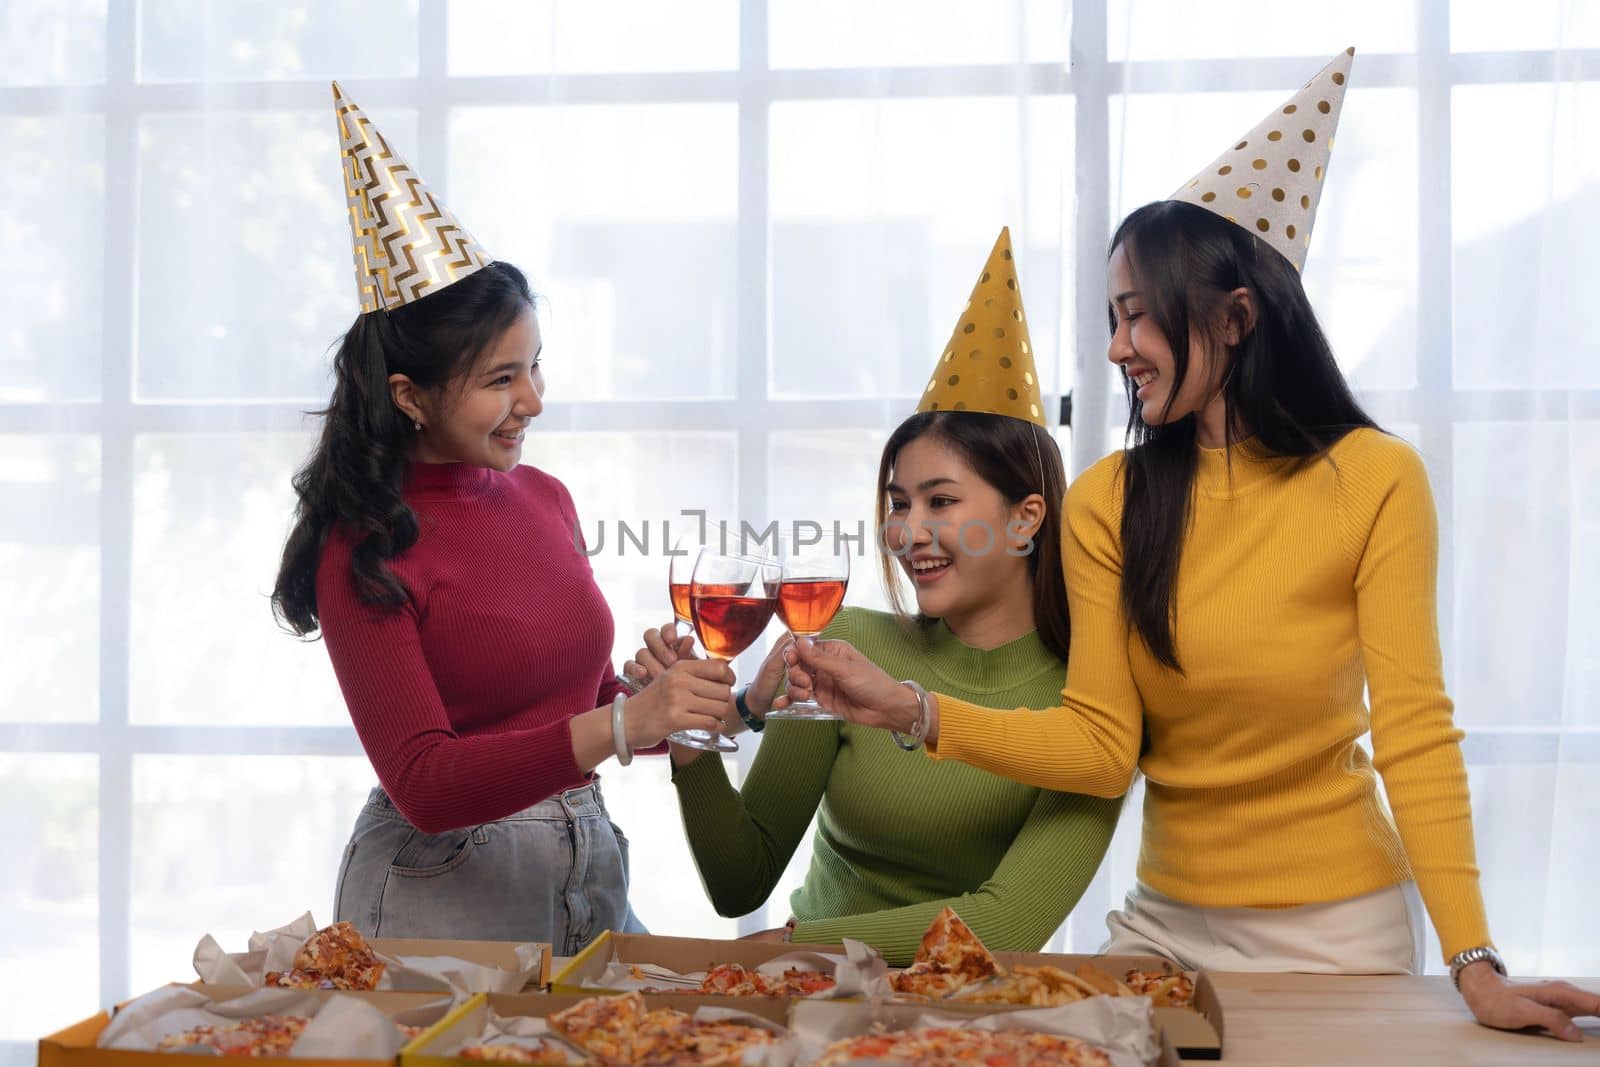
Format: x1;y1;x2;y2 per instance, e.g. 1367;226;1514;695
333;81;493;313
1168;47;1354;272
917;227;1045;427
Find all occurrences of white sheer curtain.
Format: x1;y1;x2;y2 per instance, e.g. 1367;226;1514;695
1;2;1594;1061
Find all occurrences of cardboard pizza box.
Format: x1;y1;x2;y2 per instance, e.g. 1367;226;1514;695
403;991;792;1067
788;997;1185;1067
988;949;1224;1060
550;931;846;995
39;986;453;1067
556;935;1220;1060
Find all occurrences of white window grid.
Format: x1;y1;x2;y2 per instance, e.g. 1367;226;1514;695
0;0;1596;1020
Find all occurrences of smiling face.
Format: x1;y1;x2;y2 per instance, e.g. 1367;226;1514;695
1105;241;1230;429
881;434;1036;623
396;307;544;472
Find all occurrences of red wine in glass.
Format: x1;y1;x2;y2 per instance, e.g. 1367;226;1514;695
693;593;779;660
668;552;781;753
767;537;850;721
777;577;848;636
669;582;693;626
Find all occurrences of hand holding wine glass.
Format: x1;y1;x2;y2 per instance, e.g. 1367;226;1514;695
620;656;737;751
767;534;850;720
781;635;928;735
629;621;791;733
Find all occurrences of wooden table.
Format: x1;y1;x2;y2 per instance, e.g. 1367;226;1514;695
1207;971;1599;1065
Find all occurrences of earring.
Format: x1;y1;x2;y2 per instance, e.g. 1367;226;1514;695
413;420;422;431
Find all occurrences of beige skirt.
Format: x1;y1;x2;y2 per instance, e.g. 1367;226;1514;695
1100;880;1426;975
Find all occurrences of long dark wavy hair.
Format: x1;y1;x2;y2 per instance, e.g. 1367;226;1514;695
1111;200;1378;670
272;261;536;636
873;411;1071;662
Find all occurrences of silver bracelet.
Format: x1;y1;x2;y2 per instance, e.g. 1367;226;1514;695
611;692;633;766
891;680;931;751
1448;945;1505;991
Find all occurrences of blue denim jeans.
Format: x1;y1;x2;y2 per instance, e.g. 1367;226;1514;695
333;780;647;955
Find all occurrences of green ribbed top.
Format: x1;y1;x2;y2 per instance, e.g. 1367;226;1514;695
671;607;1121;965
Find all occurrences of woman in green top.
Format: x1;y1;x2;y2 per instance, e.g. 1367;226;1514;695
628;411;1120;964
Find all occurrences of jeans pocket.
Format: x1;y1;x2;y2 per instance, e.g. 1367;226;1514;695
607;819;631;884
388;828;480;878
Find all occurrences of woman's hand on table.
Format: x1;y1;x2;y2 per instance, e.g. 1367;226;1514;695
1458;962;1600;1042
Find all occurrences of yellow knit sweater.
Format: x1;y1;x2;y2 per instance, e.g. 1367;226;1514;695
930;428;1492;961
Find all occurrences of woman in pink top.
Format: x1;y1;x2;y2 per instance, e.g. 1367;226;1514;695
272;258;732;950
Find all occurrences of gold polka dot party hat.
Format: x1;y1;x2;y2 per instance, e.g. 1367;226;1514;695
1169;47;1355;272
333;81;493;313
916;227;1045;427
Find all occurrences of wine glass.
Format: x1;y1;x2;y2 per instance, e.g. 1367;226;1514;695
618;532;702;694
669;550;782;753
667;532;698;650
766;534;851;720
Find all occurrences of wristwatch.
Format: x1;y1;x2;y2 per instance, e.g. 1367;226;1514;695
1449;945;1506;991
734;686;765;733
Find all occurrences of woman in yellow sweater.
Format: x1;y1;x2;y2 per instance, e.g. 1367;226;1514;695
780;50;1599;1040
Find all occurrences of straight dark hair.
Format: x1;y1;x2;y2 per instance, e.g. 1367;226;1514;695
1111;200;1378;671
271;261;536;636
873;411;1071;662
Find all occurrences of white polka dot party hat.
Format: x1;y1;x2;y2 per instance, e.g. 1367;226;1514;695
1169;47;1355;272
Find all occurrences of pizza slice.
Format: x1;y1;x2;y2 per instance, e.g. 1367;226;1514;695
263;970;337;990
155;1025;220;1052
769;967;836;997
815;1027;1112;1066
636;961;837;998
630;1009;776;1066
814;1027;991;1064
695;962;836;998
1123;968;1196;1008
1003;1031;1114;1066
264;921;385;991
698;962;764;996
888;906;1001;997
157;1015;310;1057
548;992;644;1063
885;963;969;999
